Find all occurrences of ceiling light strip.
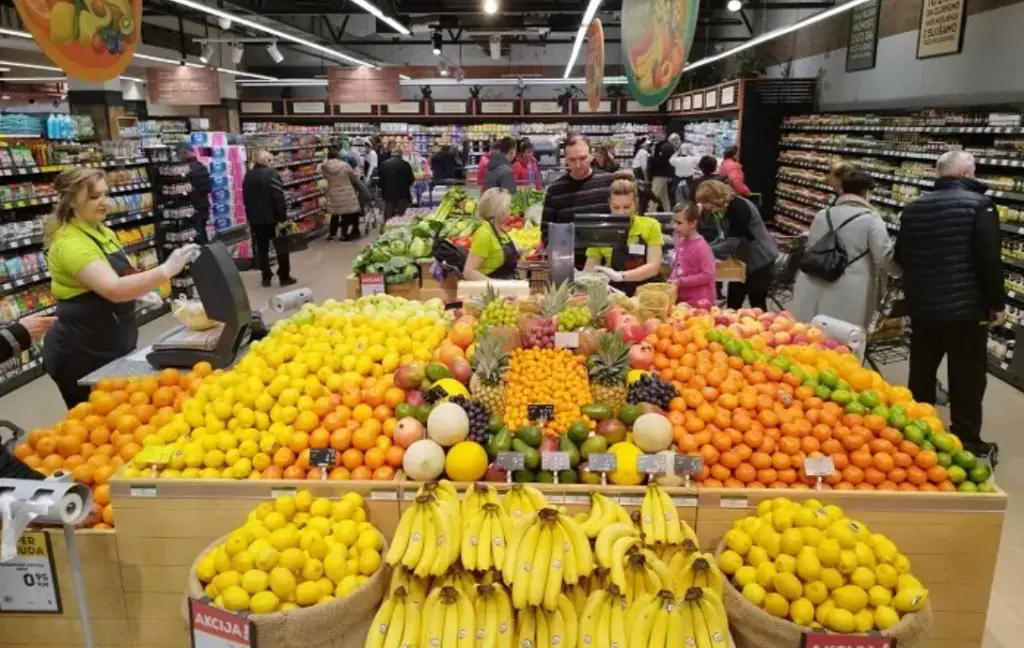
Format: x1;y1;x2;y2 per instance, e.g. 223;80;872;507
162;0;377;67
563;0;602;79
0;59;63;72
346;0;410;35
238;76;628;87
0;28;32;39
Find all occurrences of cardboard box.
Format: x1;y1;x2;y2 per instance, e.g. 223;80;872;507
387;280;420;300
420;263;458;290
716;258;746;282
347;273;360;299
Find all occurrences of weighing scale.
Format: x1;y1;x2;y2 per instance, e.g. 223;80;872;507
146;241;251;369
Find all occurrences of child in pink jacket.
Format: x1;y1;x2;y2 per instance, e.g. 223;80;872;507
670;203;717;305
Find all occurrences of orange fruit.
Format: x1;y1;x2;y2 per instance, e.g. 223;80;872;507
352;427;379;451
71;464;94;485
35;437;57;458
21;454;41;469
283;466;306;479
385;445;404;468
330;428;352;451
158;368;180;387
118;442;141;462
193;361;213;377
350;466;372;480
56;435;82;458
93;464;116;485
341;448;364;470
42;454;64;472
262;465;285;479
115;414;141;435
372;466;395;481
288;431;310;454
906;466;928;486
328;467;351;481
101;504;114;526
915;450;938;469
13;443;32;460
93;484;111;506
841;466;864;485
308;428;330;449
364;447;386;470
273;447;295;467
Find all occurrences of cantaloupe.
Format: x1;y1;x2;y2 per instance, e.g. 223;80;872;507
403;439;446;481
633;413;673;453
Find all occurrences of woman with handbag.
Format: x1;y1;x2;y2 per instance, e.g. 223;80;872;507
323;147;369;241
793;167;894;328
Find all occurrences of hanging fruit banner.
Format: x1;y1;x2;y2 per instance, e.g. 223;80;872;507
584;18;605;113
621;0;700;106
14;0;141;82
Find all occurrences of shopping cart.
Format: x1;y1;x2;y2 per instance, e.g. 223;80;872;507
361;179;385;235
768;233;807;310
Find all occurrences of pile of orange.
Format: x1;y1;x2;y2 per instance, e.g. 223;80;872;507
11;368;197;528
650;324;957;491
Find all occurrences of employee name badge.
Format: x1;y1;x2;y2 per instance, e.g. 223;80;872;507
628;243;646;256
0;531;61;613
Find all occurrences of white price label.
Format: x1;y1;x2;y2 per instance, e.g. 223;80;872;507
270;488;298;498
0;531;61;613
618;495;644;507
370;490;399;501
804;456;836;477
671;496;699;508
554;331;580;348
720;496;749;508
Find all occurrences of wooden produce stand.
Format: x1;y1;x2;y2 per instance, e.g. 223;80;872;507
0;530;131;648
696;487;1008;648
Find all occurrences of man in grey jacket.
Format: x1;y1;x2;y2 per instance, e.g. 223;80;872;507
484;137;517;192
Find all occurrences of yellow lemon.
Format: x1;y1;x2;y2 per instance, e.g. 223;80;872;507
789;598;814;626
763;593;789;618
221;586;250;612
358;549;381;576
249;591;280;614
295;581;322;607
826;608;856;633
268;567;296;601
241;570;269;594
742;582;766;607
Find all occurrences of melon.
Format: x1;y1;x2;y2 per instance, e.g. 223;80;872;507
403;439;446;481
427;402;469;446
633;413;673;453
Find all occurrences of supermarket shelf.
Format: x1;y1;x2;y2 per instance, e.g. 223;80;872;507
776;189;826;211
19;304;56;319
0;234;43;252
109;182;152;194
0;195;57;210
1001;223;1024;236
780;141;1024;169
987;355;1024;391
0;158;150;178
272;157;325;169
262;145;327;153
783;123;1024;135
774;204;815;225
0;357;45;398
106;209;155;227
281;173;322;188
124;238;156;255
1006;290;1024;305
286;188;324;204
287;206;325;222
0;271;49;298
1003;257;1024;271
772;216;808;236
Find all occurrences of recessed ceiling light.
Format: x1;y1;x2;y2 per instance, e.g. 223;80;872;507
727;0;742;11
483;0;499;14
432;31;442;55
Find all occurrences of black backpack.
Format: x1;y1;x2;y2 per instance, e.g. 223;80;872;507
799;209;871;282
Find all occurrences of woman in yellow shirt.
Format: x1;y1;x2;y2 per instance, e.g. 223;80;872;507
43;168;198;407
584;171;664;295
463;188;520;280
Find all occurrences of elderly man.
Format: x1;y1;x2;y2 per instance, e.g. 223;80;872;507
378;144;415;223
895;150;1003;459
648;133;679;211
242;150;296;287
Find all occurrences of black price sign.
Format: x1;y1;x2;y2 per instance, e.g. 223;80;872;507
527;404;555;421
424;386;447;404
587;453;617;472
637;454;668;474
308;448;336;468
674;455;704;475
541;451;571;471
496;451;525;471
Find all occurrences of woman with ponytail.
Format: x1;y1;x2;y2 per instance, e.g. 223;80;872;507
43;168;198;407
583;170;664;295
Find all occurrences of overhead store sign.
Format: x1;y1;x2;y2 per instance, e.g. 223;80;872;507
328;68;401;104
584;19;605;113
621;0;699;106
917;0;966;59
15;0;142;82
147;67;221;105
846;0;881;72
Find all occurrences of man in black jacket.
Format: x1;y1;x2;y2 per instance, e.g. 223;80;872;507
378;145;415;224
178;145;211;243
896;150;1003;457
647;133;677;211
243;150;297;288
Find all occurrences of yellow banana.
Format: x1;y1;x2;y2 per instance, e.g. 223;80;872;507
556;512;594;576
502;515;534;584
477;510;493;572
578;589;605;648
548;605;566;648
522;485;548;511
561;520;579;586
516;606;536;648
422;587;446;648
382;592;406;648
402;504;426;570
475;588;497;648
557;593;578;648
416;505;439;578
512;520;542;609
609;590;627;648
442;590;460;648
628;594;660;648
528;521;554;607
595;594;613;648
543;523;566;610
365;593;397;648
387;502;417;565
462;508;486;571
401;596;422;648
456;588;475;648
696;590;728;648
596;523;638;568
648;601;670;648
626;593;654;633
535;603;550;648
656;487;682;545
609;536;638;590
690;596;713;648
492;583;514;648
677;593;699;648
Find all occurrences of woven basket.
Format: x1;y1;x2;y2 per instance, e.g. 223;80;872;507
637;290;672;321
184;534;389;648
636;282;678;307
714;541;932;648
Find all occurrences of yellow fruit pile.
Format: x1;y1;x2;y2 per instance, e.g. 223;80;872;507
717;497;929;633
195;490;383;614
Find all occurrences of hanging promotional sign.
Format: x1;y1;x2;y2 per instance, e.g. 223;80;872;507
147;67;222;105
621;0;700;106
328;68;401;104
584;19;605;113
14;0;142;82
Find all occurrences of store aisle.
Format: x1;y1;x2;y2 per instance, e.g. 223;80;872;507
0;235;1021;645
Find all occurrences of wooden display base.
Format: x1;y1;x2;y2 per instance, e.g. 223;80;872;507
0;480;1006;648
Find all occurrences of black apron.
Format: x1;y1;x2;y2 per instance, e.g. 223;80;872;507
43;231;140;408
487;222;520;280
608;236;656;297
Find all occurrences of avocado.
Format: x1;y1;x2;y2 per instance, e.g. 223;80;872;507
414;404;432;424
580;435;608;460
567;420;591;445
512;439;540;470
512;469;536;483
486;428;512;460
515;425;543;448
559;434;581;468
425;363;452;382
617;404;641;426
580;403;613;421
558;469;578;484
488;415;505;434
535;470;555;483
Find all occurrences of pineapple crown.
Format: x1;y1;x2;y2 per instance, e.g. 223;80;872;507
473;283;502;309
587;331;631;382
471;327;509;383
539;280;572;318
585;282;611;327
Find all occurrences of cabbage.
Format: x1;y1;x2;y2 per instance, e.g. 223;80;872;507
409;238;432;258
390;240;408;256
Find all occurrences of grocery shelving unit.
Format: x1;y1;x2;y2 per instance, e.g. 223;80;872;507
774;110;1024;390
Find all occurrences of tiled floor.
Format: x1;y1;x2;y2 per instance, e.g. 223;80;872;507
0;235;1017;646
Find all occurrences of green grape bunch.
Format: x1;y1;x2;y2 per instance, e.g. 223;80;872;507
480;299;518;326
556;306;590;331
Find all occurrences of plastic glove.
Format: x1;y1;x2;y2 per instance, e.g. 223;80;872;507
594;266;624;282
160;244;200;278
137;291;163;309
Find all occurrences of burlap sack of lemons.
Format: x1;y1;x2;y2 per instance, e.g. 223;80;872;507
714;541;932;648
184;533;389;648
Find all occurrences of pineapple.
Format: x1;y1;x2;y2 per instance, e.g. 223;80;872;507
587;332;630;410
469;329;510;418
538;280;572;318
585;281;611;328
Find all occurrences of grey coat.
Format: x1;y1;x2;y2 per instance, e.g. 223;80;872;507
792;196;894;329
484;152;516;192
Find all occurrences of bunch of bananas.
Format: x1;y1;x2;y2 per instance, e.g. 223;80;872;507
501;483;548;520
462;502;512;572
387;566;429;606
515;596;578;648
579;586;629;648
422;586;476;648
365;587;421;648
579;492;632;538
462;483;501;519
625;587;729;648
502;508;593;610
612;548;673;603
386;492;461;578
640;483;686;545
473;584;515;648
674;552;726;599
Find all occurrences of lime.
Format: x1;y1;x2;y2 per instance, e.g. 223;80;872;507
858;390;881;409
969;464;992;484
770;356;792;371
415;404;432;424
844;402;867;415
395;403;416;420
836;379;852;392
814;385;832;400
819;369;839;388
931;433;957;453
946;465;967;484
977;482;996;493
617;405;641;426
952;450;978;470
567;420;591;444
790;367;807;382
724;340;743;356
957;481;979;493
705;329;722;343
936;452;952;468
919;439;935;452
741;348;758;364
830;390;853;405
887;408;908;430
871;404;889;418
903;426;927;446
488;415;505;434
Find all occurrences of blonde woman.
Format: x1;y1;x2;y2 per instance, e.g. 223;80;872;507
42;168;198;407
462;188;519;280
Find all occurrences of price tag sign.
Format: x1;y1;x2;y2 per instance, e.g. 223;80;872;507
527;404;555;422
360;273;385;297
188;597;254;648
637;453;668;474
130;486;158;498
554;331;580;348
270;487;298;499
587;453;617;472
674;455;704;476
804;455;836;477
541;451;571;471
370;489;398;501
424;386;447;404
496;451;525;471
0;531;62;613
800;631;894;648
720;496;749;508
308;448;337;468
618;495;644;507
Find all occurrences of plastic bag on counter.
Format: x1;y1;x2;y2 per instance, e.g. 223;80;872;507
171;295;218;331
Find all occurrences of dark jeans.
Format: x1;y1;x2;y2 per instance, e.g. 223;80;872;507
330;212;362;239
908;318;988;444
383;198;409;221
726;263;773;310
251;222;291;282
